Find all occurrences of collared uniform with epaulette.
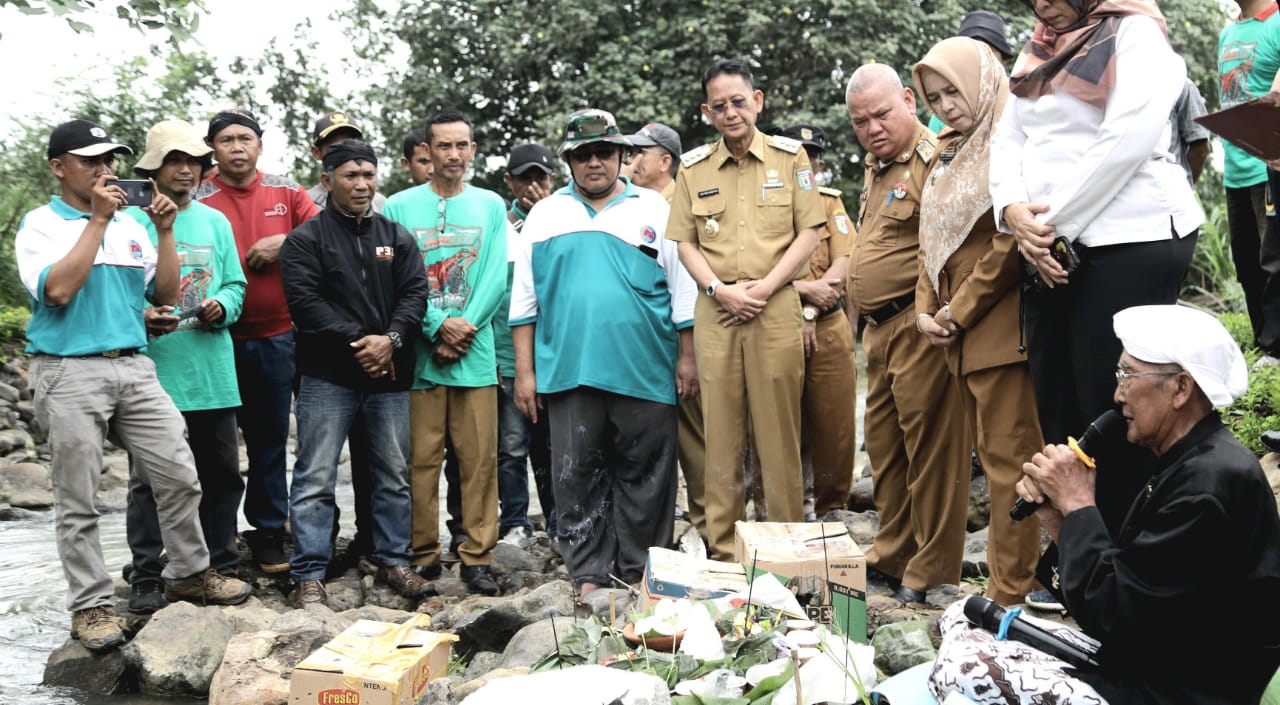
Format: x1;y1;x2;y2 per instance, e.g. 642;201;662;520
667;130;826;559
847;123;970;592
801;186;859;516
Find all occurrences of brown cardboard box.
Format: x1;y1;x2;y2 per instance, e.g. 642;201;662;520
640;546;751;607
289;617;455;705
734;521;867;641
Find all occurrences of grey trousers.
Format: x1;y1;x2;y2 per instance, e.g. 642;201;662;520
31;354;209;612
546;387;677;589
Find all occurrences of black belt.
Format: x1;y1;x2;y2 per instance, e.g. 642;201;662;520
819;298;846;320
78;348;138;359
862;292;914;326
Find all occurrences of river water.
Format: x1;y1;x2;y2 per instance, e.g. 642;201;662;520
0;347;868;703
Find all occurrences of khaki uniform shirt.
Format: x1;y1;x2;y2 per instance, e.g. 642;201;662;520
668;130;826;282
805;187;854;281
848;123;937;313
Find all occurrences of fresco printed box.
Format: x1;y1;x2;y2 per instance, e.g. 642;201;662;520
289;618;454;705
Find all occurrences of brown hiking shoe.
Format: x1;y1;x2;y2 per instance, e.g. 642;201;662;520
376;564;433;598
70;606;126;652
164;569;253;606
292;579;328;607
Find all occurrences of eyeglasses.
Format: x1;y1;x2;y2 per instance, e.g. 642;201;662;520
708;97;752;115
569;143;620;163
1114;366;1177;390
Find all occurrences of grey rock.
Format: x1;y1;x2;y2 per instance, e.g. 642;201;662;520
0;381;19;403
491;541;552;574
339;604;417;624
219;599;280;634
0;427;35;454
16;400;34;424
1264;452;1280;514
826;508;879;547
497;617;578;669
578;588;634;627
924;583;966;610
361;574;420;610
848;475;875;512
0;503;46;521
434;572;473;599
0;460;53;509
460;664;671;705
452;580;575;654
870;619;937;676
122;601;234;695
420;676;458;705
325;575;363;612
464;650;504;679
42;638;134;694
430;594;503;632
962;528;989;579
98;454;131;493
208;628;332;705
94;488;128;513
269;605;347;640
967;474;990;532
504;569;558;593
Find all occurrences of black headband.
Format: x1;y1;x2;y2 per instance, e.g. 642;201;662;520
323;139;378;171
207;110;263;141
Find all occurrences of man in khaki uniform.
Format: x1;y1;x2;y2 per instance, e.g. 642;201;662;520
845;64;969;603
780;125;859;519
627;122;708;536
668;59;825;559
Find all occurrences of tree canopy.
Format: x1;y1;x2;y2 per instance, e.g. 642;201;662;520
0;0;204;41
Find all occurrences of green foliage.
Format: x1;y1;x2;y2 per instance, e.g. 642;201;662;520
1;0;205;43
0;306;31;340
1220;311;1280;456
1184;167;1245;313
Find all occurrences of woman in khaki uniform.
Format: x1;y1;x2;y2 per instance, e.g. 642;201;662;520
911;37;1043;606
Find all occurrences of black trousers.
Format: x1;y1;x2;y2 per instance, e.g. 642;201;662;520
1254;169;1280;356
1226;182;1277;344
127;407;244;578
1022;230;1197;534
547;387;676;588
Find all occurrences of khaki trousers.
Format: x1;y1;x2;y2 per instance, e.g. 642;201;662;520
862;305;969;590
959;364;1043;605
677;394;707;535
697;286;805;560
805;311;858;516
409;385;498;567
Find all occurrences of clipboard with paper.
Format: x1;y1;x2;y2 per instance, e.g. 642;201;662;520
1195;97;1280;162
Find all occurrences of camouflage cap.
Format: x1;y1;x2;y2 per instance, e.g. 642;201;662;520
558;108;631;156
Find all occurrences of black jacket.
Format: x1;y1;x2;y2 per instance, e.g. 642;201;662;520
280;199;428;392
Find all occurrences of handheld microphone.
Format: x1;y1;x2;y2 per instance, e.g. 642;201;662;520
1010;409;1126;522
962;595;1101;669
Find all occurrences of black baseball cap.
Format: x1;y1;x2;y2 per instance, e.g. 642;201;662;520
626;122;683;159
507;143;555;176
779;124;826;152
47;119;132;160
312;110;366;147
958;10;1013;60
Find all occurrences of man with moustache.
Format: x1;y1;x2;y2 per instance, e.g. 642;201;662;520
845;64;969;603
666;59;825;560
196;109;319;574
384;110;508;596
124;120;248;613
279;140;431;606
511;109;696;597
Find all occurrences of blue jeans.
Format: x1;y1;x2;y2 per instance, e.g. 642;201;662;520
233;331;295;531
497;377;533;534
289;375;413;582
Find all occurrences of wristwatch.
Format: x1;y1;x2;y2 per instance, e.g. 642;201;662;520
802;306;818;322
705;279;723;298
387;331;403;349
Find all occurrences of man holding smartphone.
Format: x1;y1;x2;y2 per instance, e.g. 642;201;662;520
16;119;252;651
122;120;249;614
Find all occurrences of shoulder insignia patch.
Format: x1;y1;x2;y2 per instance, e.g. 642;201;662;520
768;135;801;153
915;139;936;164
818;186;842;197
681;144;714;167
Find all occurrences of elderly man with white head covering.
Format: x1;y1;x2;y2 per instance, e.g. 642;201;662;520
928;304;1280;704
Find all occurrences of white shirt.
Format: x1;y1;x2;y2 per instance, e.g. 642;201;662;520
990;15;1204;247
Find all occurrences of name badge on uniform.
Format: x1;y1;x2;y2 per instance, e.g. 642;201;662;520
697;188;720;198
761;180;784;201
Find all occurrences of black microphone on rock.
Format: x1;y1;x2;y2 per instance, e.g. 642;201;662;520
1010;409;1126;522
963;595;1101;669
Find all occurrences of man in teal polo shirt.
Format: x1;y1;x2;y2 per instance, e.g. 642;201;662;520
15;119;251;652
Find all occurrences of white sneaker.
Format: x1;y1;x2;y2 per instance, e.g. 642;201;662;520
500;526;531;548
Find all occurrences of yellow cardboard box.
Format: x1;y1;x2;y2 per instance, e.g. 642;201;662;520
641;546;751;607
734;521;867;642
289;616;456;705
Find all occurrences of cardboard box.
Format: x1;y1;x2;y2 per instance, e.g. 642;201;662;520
289;617;456;705
734;521;867;642
641;546;751;607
